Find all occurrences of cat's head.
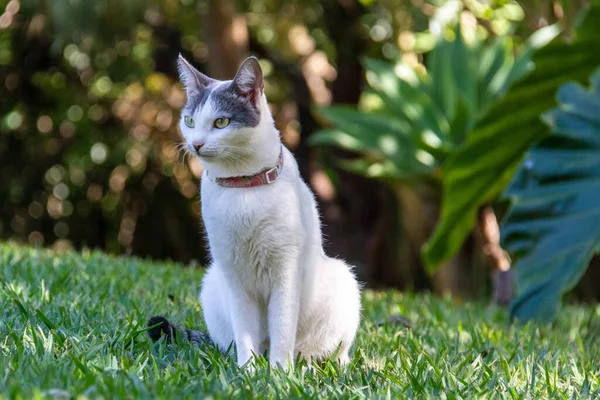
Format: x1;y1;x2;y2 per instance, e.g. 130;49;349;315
177;55;269;163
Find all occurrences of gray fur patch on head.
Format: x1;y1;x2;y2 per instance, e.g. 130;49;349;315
204;56;264;128
178;55;264;128
208;83;261;128
184;82;217;113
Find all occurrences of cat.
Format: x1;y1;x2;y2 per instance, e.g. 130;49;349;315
148;55;361;370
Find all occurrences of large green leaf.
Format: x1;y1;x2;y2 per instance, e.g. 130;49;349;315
501;69;600;322
312;23;539;184
310;106;432;175
422;5;600;270
362;58;453;149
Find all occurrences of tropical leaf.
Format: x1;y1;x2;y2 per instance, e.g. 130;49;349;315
501;69;600;322
310;106;430;175
422;7;600;270
312;22;543;184
363;58;453;148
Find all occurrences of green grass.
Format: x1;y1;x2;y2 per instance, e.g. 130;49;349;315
1;243;599;399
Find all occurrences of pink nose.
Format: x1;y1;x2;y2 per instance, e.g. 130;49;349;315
191;140;204;153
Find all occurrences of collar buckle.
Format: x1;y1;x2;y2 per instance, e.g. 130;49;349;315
265;166;279;184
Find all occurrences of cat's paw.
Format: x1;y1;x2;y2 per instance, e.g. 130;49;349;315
337;354;350;366
240;360;257;374
237;352;259;373
269;358;293;372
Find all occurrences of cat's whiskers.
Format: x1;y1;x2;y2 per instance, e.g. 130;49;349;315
220;150;247;167
168;142;181;159
174;142;192;169
218;144;254;156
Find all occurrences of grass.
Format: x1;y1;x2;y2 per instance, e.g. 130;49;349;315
1;243;599;399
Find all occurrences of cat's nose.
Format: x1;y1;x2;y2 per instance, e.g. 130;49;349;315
191;140;205;153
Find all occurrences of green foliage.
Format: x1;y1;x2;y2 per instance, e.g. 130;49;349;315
1;243;599;397
311;21;558;274
500;69;600;322
0;0;209;261
311;25;542;185
0;0;439;264
423;0;600;270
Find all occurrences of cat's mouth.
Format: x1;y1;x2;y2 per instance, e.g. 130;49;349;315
196;150;218;159
189;145;218;159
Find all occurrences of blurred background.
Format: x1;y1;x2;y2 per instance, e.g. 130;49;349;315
2;0;599;315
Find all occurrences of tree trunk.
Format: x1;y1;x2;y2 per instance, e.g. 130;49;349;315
477;205;513;305
205;0;248;79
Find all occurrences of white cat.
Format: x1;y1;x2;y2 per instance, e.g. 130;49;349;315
176;54;361;369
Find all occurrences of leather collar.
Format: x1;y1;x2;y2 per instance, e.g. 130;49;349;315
209;145;284;188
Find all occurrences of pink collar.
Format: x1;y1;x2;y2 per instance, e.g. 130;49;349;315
210;146;284;188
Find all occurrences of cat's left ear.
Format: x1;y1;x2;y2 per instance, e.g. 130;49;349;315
231;56;264;106
177;54;213;97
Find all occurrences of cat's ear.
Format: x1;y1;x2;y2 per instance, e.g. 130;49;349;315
231;56;264;106
177;54;212;96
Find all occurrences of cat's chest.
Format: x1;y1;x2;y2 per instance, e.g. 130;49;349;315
200;180;299;288
201;183;278;234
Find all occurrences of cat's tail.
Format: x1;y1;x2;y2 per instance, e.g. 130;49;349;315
147;316;212;346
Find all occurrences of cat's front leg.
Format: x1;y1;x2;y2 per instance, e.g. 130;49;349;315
229;284;261;368
268;262;301;370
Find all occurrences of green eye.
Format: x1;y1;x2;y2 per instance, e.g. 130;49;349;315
184;116;195;128
214;118;230;129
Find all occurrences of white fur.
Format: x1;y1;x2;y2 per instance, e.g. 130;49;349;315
181;85;361;370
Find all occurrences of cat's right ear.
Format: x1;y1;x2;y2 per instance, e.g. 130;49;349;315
177;54;212;96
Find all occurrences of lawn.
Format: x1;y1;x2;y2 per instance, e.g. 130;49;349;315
1;243;599;399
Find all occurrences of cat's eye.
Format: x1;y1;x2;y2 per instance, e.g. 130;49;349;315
184;116;195;128
214;118;230;129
